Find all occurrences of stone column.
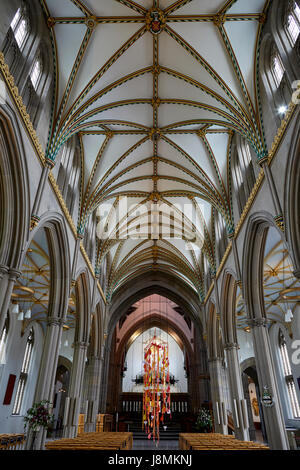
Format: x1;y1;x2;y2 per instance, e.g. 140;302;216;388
70;237;83;287
229;236;242;283
224;342;250;441
30;159;54;230
99;341;110;413
208;358;228;434
0;267;21;334
260;161;285;232
242;372;256;441
26;315;64;449
83;355;103;433
63;341;88;438
248;318;289;450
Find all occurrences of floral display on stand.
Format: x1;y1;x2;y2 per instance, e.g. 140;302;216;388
24;400;54;449
24;400;54;432
195;407;213;433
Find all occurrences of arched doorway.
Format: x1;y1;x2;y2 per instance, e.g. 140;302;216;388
241;359;268;443
52;358;71;437
104;293;209;439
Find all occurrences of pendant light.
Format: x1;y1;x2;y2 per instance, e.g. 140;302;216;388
17;311;24;321
285;308;293;323
11;303;19;314
25;309;32;319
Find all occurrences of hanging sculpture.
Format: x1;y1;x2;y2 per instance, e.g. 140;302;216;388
143;335;171;442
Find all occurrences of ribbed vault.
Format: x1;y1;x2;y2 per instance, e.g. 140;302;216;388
40;0;270;303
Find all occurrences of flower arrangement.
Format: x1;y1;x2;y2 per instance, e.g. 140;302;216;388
195;407;213;433
24;400;54;432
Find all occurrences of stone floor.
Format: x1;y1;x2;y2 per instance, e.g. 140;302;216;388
132;439;179;450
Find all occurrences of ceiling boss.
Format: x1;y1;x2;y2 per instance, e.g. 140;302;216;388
146;8;166;35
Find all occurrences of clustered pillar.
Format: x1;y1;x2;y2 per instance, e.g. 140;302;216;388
63;341;88;438
208;357;228;434
224;343;250;441
247;317;289;450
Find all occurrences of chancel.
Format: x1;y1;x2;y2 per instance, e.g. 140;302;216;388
0;0;299;452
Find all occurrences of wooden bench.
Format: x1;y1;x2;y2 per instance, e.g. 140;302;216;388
179;433;269;451
0;434;25;450
45;432;132;451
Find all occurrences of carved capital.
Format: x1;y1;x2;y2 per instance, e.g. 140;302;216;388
224;342;239;351
30;215;40;231
74;341;89;350
47;316;63;327
208;356;219;363
293;269;300;279
246;317;268;328
8;268;22;281
45;158;55;169
258;156;269;167
274;214;285;232
0;265;9;277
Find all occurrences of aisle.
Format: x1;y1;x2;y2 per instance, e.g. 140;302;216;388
132;439;179;450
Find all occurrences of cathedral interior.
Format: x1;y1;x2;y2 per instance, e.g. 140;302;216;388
0;0;300;452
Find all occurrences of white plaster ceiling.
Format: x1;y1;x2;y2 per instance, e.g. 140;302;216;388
41;0;270;300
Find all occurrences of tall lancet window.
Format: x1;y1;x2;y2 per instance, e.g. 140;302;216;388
0;315;9;365
286;1;300;46
30;56;42;90
12;328;34;415
10;6;29;50
271;45;285;87
279;330;300;418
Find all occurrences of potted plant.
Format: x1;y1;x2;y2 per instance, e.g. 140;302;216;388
195;407;212;433
24;400;54;449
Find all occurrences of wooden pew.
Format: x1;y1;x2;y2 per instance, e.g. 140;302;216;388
0;434;25;450
179;433;269;451
45;432;132;451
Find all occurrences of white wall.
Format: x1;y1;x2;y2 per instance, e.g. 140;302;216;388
122;327;187;393
0;313;44;434
237;329;255;364
59;327;75;364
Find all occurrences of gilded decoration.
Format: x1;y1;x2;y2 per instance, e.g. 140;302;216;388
145;8;166;35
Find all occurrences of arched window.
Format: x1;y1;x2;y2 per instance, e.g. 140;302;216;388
285;0;300;46
1;3;30;73
12;328;34;415
0;314;9;365
10;5;29;51
57;137;81;218
279;330;300;418
22;50;45;123
30;55;42;91
232;138;256;216
271;44;285;87
215;211;227;262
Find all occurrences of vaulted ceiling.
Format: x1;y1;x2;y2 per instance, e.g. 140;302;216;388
40;0;270;301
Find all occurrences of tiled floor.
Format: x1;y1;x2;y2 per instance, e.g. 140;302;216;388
132;439;179;450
